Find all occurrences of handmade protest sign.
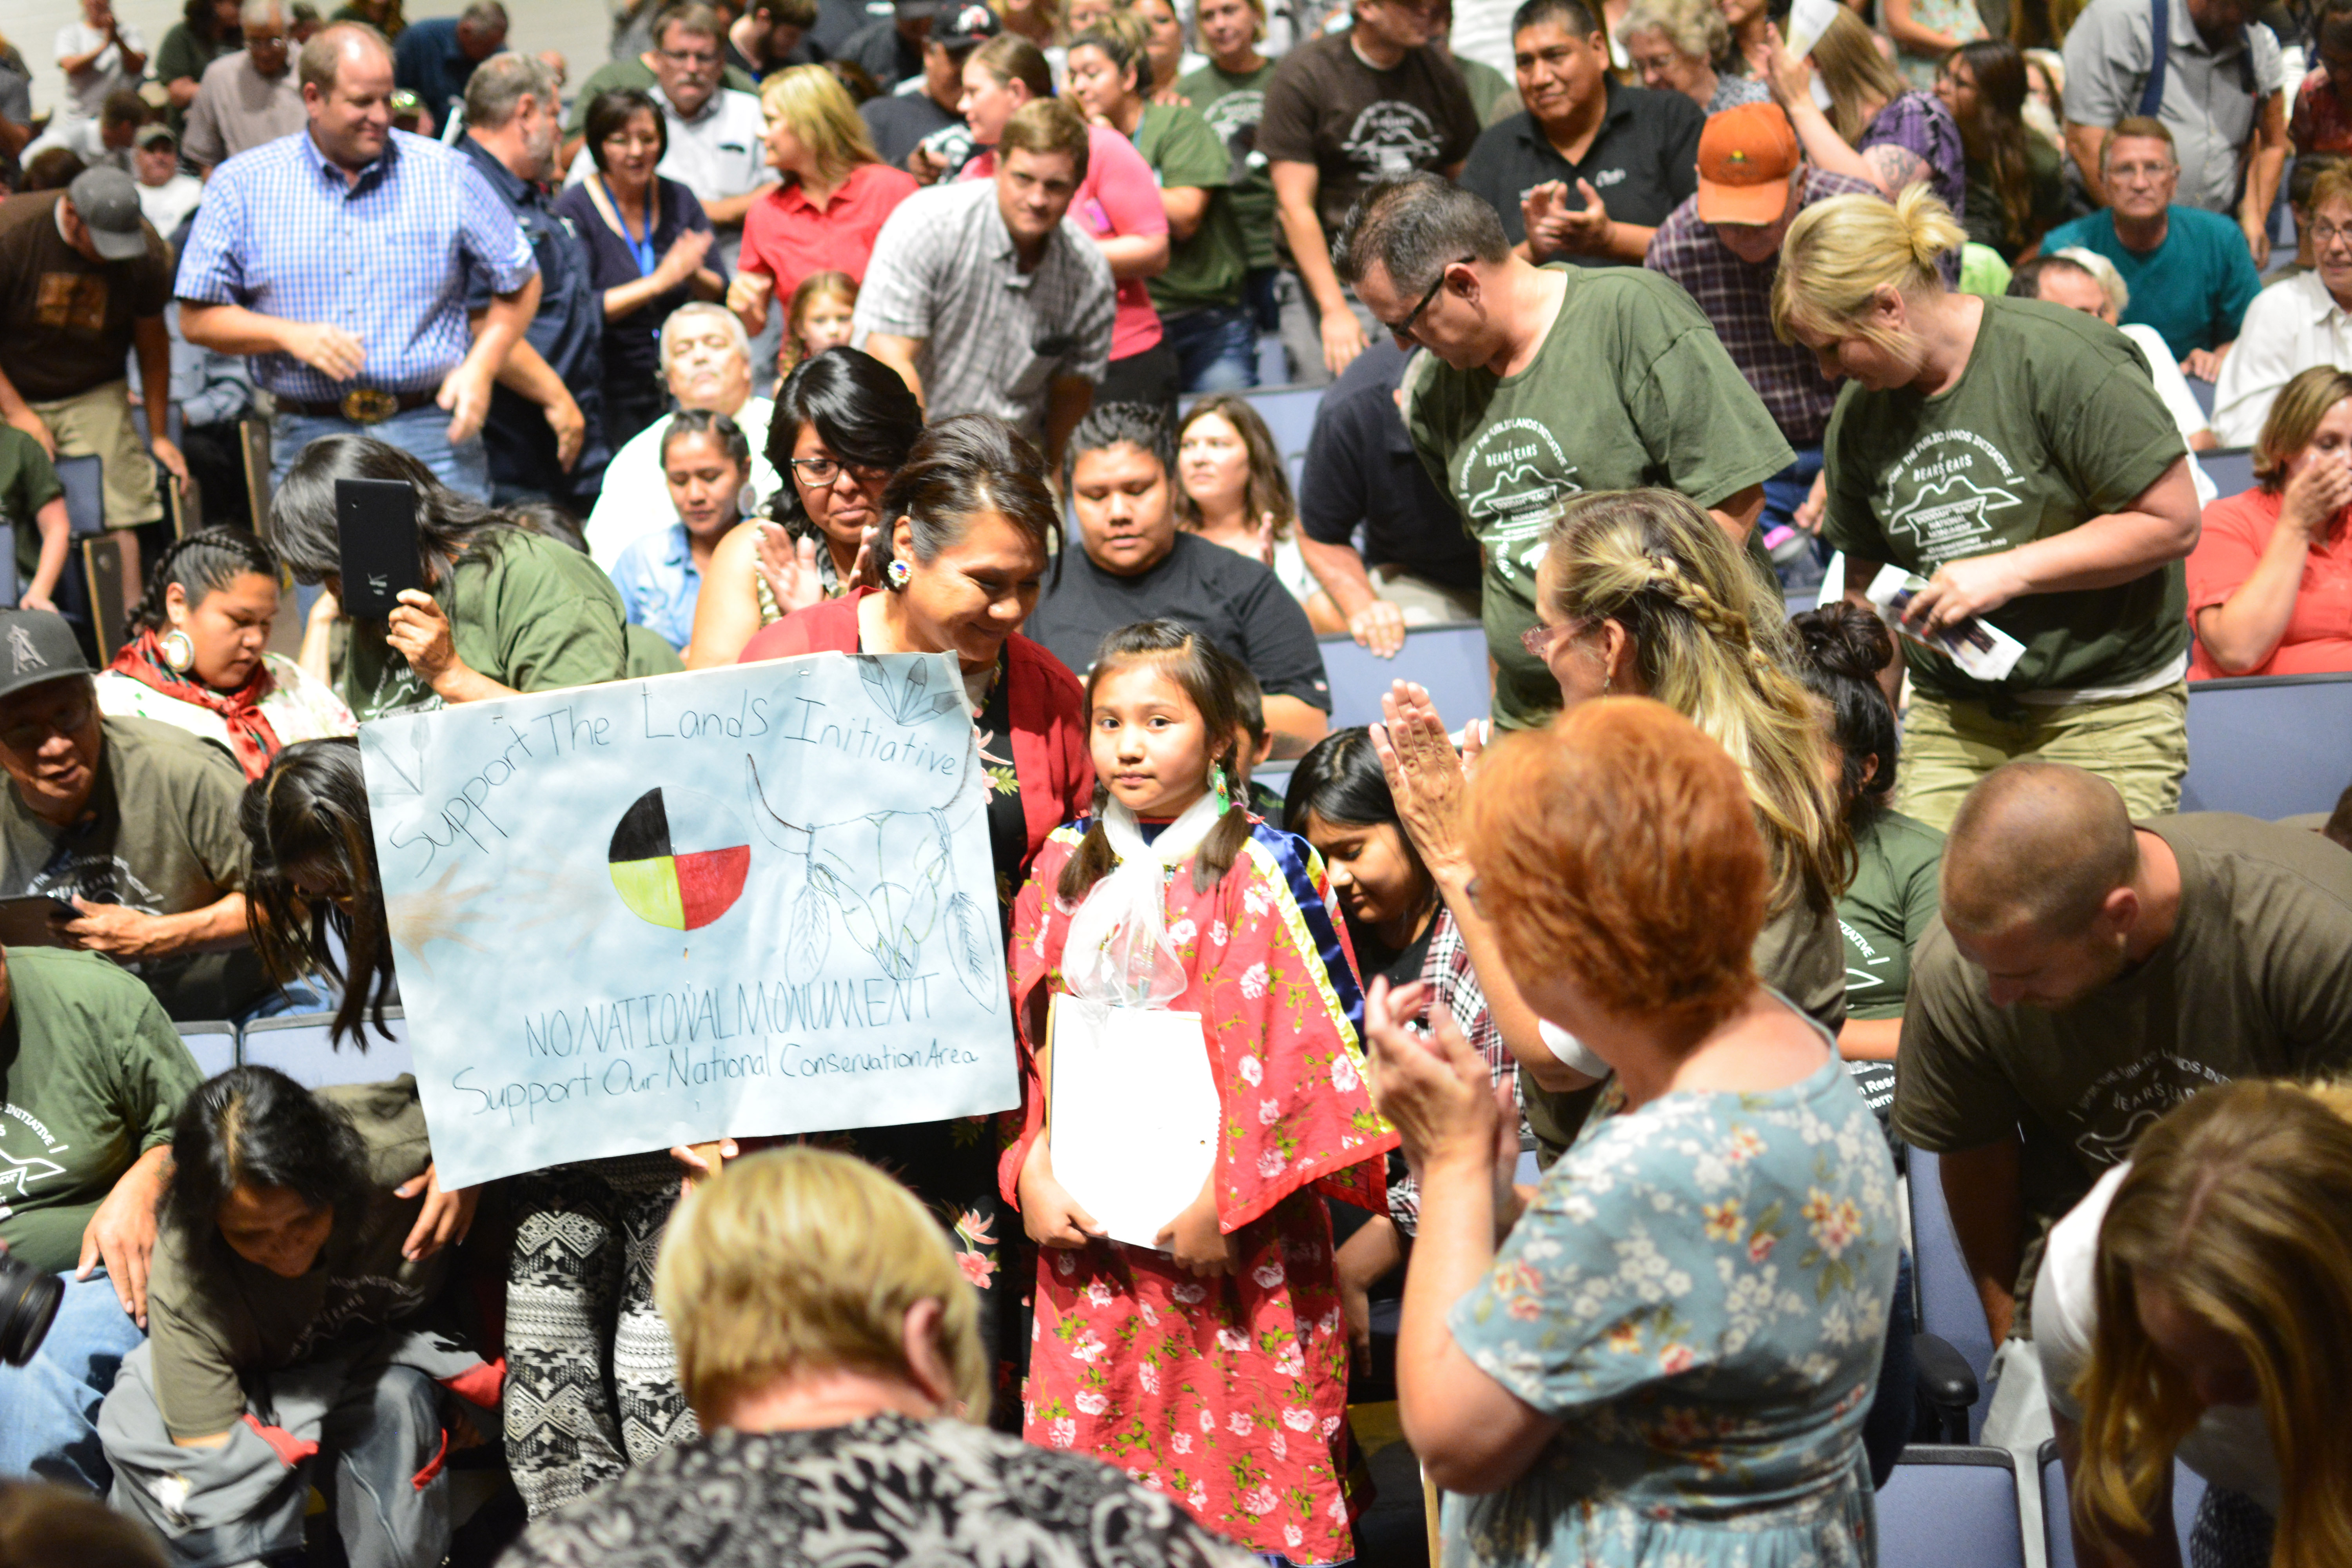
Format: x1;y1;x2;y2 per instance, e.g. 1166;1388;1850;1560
358;652;1017;1189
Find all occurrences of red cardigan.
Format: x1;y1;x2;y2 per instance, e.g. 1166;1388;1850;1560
738;588;1095;868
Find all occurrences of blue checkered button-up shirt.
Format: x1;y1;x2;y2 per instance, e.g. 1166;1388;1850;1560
176;127;537;401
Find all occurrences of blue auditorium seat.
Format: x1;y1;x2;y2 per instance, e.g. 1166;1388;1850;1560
2040;1439;2208;1568
2200;448;2255;499
1317;621;1490;732
1907;1148;1996;1440
1244;387;1324;468
53;454;106;539
175;1020;237;1079
2185;376;2216;418
240;1007;413;1087
1879;1446;2027;1568
2181;671;2352;818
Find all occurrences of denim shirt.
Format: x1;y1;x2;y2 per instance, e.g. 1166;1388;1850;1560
609;522;701;652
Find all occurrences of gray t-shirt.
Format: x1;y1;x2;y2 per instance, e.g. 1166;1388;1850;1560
2061;0;2282;216
182;50;306;171
851;180;1116;445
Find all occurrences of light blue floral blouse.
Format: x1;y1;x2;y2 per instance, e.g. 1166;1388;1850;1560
1444;1051;1899;1567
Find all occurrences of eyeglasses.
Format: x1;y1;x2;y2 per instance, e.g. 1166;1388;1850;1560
788;456;890;485
0;692;93;753
1519;619;1575;660
1388;255;1475;342
656;45;722;67
2108;159;2176;184
2312;221;2352;249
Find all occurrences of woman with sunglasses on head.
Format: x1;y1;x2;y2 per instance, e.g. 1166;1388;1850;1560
684;345;924;666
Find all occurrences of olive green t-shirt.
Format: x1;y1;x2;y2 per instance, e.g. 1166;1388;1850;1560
0;425;63;587
1404;263;1794;730
1894;813;2352;1329
146;1076;443;1439
341;529;631;721
1133;102;1245;314
1178;60;1279;273
1839;808;1945;1022
0;947;201;1276
0;714;266;1020
1818;296;2190;703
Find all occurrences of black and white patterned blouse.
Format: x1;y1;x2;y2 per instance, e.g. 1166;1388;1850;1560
496;1413;1260;1568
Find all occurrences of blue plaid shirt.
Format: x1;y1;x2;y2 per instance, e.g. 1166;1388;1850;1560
175;127;537;401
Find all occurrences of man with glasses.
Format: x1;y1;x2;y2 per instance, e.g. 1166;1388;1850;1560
2042;118;2263;381
183;0;304;174
2062;0;2284;262
1336;171;1789;733
561;0;759;175
0;610;265;1022
2213;163;2352;444
1259;0;1480;383
585;302;783;566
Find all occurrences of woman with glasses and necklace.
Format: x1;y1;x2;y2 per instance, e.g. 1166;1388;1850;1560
684;346;923;666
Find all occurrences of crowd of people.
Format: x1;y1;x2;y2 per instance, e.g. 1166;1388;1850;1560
0;0;2351;1562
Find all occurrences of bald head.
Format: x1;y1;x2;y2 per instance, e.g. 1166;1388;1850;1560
1944;762;2138;939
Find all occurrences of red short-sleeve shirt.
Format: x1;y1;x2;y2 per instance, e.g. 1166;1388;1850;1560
739;160;921;304
2187;486;2352;677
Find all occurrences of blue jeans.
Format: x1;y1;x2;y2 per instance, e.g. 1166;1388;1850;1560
0;1270;143;1492
273;403;492;503
1163;304;1260;394
1759;446;1826;593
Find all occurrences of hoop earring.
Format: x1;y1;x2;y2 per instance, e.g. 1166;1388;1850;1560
884;557;912;591
160;629;196;673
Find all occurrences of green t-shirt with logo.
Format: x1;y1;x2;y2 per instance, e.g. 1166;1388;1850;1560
0;426;63;588
1818;295;2190;703
1133;102;1246;314
0;946;203;1276
341;528;631;721
1837;807;1944;1022
1403;263;1794;730
1178;60;1279;273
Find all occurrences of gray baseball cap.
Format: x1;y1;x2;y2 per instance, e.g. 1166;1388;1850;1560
0;612;92;704
66;166;150;261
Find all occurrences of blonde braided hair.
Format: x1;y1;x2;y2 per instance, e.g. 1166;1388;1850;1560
1537;490;1851;917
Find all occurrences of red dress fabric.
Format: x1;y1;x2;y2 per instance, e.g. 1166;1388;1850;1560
2293;70;2352;156
964;125;1168;360
2186;487;2352;677
737;587;1094;864
1002;822;1395;1561
737;161;921;303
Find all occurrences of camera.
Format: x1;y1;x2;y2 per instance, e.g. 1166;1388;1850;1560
0;1250;64;1367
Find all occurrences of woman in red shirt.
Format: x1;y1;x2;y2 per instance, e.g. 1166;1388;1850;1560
732;414;1090;1416
2190;365;2352;677
728;65;918;345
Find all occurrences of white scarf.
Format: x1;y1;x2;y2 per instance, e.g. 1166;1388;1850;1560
1059;792;1225;1009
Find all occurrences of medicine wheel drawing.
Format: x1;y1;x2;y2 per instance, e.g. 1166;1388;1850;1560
607;786;753;931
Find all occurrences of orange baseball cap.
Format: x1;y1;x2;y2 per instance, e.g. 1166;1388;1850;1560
1695;102;1802;225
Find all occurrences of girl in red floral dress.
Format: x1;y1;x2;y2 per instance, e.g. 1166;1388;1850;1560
1001;621;1396;1564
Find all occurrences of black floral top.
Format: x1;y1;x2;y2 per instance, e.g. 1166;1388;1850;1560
500;1413;1258;1568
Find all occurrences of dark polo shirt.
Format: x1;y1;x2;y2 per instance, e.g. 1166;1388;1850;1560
1459;78;1704;266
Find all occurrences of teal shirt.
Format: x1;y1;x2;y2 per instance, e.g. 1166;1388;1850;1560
2040;204;2262;360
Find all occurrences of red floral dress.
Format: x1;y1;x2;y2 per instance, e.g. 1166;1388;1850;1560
1000;819;1396;1563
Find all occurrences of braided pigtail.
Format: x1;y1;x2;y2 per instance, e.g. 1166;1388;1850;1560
1538;490;1853;915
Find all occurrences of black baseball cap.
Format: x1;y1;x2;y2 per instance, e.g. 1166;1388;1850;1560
930;0;999;46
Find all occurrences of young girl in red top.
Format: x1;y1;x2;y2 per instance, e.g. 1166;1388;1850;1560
1004;619;1394;1564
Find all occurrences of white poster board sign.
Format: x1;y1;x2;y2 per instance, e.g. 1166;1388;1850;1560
359;653;1018;1189
1047;996;1220;1249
